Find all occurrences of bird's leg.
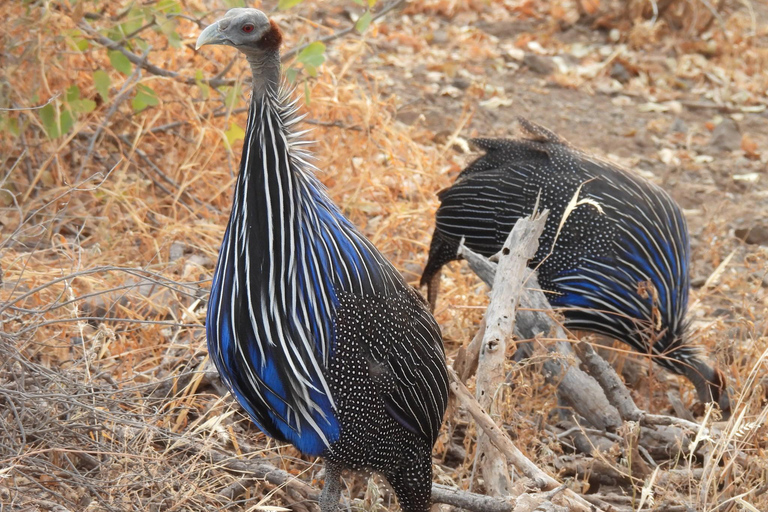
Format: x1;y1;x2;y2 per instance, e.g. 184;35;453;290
383;442;433;512
319;461;343;512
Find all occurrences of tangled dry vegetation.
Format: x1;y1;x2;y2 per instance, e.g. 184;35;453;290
1;0;767;511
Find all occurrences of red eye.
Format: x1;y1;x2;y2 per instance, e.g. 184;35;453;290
242;24;254;33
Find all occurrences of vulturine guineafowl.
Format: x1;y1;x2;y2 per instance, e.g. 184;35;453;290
421;118;730;417
197;10;449;511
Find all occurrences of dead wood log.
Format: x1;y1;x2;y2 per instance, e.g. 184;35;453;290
458;242;622;432
575;341;644;422
474;211;549;496
159;425;571;512
448;368;602;512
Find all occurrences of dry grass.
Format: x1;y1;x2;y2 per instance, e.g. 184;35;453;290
2;0;767;511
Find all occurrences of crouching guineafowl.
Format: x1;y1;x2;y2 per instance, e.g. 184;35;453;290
197;10;449;511
422;118;730;417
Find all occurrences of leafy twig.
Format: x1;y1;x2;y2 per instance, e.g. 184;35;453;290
77;20;236;88
76;48;150;183
281;0;406;61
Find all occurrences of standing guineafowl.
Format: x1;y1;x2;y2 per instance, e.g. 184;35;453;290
197;10;449;511
422;118;729;417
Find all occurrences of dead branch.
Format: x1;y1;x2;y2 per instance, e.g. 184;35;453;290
77;0;406;91
575;341;643;422
281;0;407;60
76;20;236;89
188;433;564;512
474;211;549;496
448;368;599;512
458;243;623;432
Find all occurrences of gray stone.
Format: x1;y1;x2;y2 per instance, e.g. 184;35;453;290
610;62;631;83
431;30;448;45
170;242;186;262
709;118;741;152
452;77;471;90
735;224;768;246
523;53;556;75
671;118;688;134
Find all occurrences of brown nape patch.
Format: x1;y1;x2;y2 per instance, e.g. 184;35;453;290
258;19;283;51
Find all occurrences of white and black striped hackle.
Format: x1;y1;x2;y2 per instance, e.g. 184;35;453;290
422;118;729;417
198;9;448;512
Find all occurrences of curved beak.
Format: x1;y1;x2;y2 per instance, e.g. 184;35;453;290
196;21;225;49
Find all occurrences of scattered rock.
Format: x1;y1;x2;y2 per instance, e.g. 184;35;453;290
438;85;462;98
634;128;654;149
452;77;471;90
431;30;448;45
169;242;186;262
690;276;707;288
670;118;688;134
609;62;631;83
735;224;768;246
523;53;556;75
187;254;213;268
395;108;422;126
709;118;741;152
476;20;535;39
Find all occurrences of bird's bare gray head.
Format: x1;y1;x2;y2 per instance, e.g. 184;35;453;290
196;9;283;96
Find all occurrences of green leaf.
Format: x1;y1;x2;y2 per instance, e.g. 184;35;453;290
106;27;123;44
39;103;59;138
223;0;246;7
133;38;150;53
132;84;159;112
66;85;81;103
355;11;373;34
67;29;89;51
71;98;97;114
278;0;306;9
1;115;20;136
157;17;176;34
60;110;75;135
155;0;181;14
304;81;311;105
194;70;210;99
93;70;110;101
119;8;144;37
166;29;182;48
296;42;326;77
224;122;245;150
285;67;299;84
108;50;132;75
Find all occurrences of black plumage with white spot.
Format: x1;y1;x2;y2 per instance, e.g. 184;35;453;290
422;118;730;417
198;9;449;511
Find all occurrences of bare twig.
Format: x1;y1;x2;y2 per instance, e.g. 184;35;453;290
448;367;599;511
281;0;407;61
459;243;623;432
77;20;236;88
76;47;149;183
116;134;221;215
575;341;644;422
474;211;549;496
